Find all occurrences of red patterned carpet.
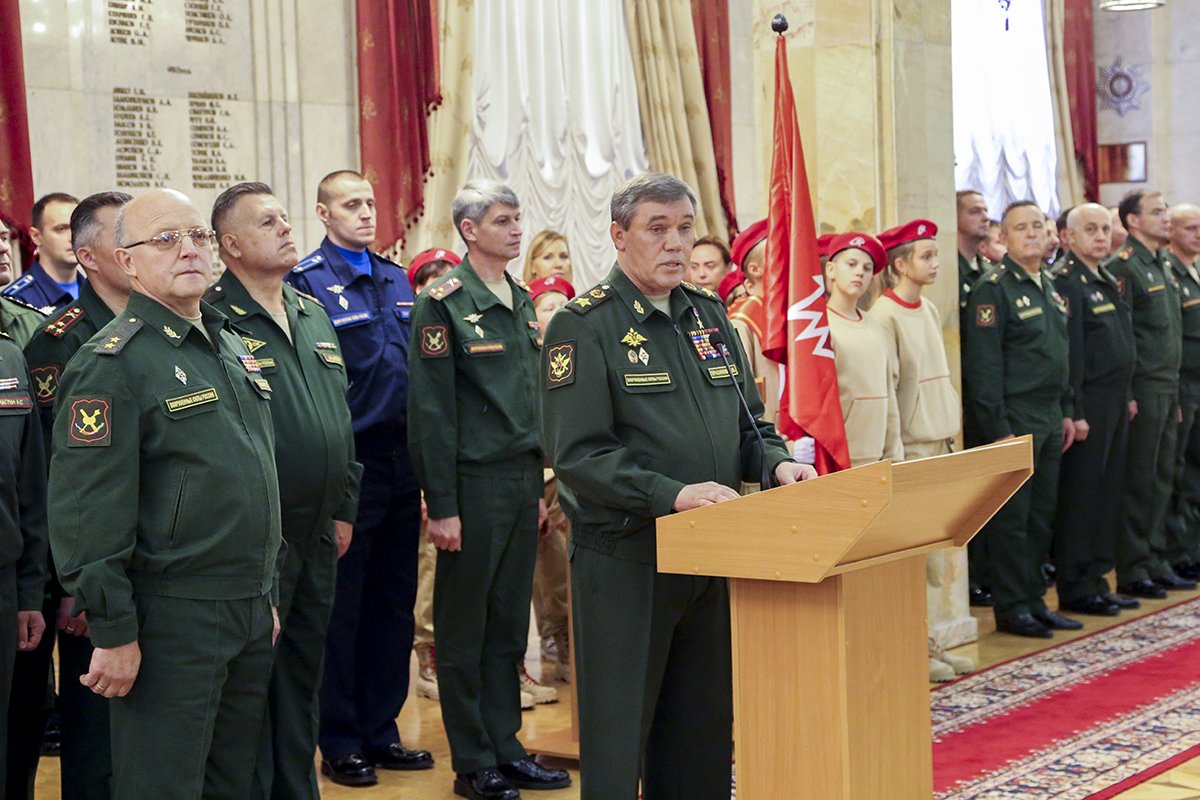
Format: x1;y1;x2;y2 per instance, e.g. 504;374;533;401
933;597;1200;799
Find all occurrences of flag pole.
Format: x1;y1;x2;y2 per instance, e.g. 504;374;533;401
772;13;789;34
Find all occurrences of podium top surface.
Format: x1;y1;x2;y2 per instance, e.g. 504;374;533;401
655;436;1033;583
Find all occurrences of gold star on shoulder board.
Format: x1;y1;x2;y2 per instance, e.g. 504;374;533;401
576;298;592;308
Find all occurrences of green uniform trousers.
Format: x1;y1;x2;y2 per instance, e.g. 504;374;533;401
0;566;16;794
434;463;540;774
981;409;1062;621
58;632;113;800
253;517;337;800
111;594;273;800
571;545;733;800
1165;382;1200;566
1054;388;1129;603
1117;388;1179;583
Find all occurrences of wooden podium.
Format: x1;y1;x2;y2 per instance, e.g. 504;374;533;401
656;437;1033;799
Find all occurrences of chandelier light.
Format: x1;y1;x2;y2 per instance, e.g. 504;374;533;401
1099;0;1165;11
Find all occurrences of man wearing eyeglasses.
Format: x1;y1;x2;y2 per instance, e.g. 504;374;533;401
47;188;284;799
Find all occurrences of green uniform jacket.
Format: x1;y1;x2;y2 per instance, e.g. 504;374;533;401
48;292;283;649
407;257;542;518
24;281;116;443
0;333;47;609
1105;237;1182;391
958;252;991;329
206;273;362;525
1162;250;1200;387
0;296;47;348
1052;252;1135;420
964;257;1072;441
541;267;792;565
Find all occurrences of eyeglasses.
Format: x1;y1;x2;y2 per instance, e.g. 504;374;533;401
121;228;216;252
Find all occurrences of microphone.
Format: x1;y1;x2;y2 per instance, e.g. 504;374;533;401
692;307;775;489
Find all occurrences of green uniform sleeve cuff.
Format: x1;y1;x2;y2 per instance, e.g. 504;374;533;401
650;477;687;519
88;614;139;649
17;586;44;611
425;492;459;520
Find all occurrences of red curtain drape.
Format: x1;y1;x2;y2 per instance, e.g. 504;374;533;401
690;0;738;237
355;0;441;251
0;1;35;263
1063;0;1097;200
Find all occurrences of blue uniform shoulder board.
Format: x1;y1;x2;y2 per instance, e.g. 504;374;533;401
292;253;325;273
680;281;720;302
427;276;463;301
93;317;144;355
1;273;34;296
294;289;323;308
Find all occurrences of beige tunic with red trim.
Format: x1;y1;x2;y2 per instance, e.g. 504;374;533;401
869;292;961;457
828;309;904;467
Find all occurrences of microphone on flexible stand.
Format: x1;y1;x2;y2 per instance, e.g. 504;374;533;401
691;307;775;490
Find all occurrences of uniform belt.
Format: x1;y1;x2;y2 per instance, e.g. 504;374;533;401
128;572;272;600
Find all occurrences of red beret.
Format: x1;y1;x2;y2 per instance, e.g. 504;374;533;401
528;275;576;301
407;247;461;288
816;233;835;258
878;219;938;252
730;219;768;267
827;232;887;274
717;269;747;302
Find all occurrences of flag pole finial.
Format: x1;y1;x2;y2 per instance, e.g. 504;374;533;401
772;14;789;34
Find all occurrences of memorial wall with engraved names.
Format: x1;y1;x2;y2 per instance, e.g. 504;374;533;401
20;0;358;249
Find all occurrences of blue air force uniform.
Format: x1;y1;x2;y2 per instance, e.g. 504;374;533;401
1;262;81;316
284;239;424;764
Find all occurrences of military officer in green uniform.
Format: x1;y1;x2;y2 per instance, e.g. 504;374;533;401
205;182;361;800
1161;203;1200;579
407;180;570;800
0;224;48;792
541;173;813;800
964;201;1077;638
0;296;46;349
956;189;995;605
1106;190;1194;598
1051;203;1138;617
48;189;283;800
23;191;132;800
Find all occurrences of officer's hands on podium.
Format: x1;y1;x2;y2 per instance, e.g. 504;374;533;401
334;520;354;558
83;641;141;698
16;610;45;651
429;515;463;552
775;461;818;485
672;482;741;512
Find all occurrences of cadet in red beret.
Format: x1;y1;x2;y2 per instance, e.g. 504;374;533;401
820;232;902;468
870;219;969;680
727;220;779;424
717;269;748;310
407;247;462;292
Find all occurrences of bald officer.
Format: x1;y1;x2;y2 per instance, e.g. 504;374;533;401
48;188;282;800
542;173;813;799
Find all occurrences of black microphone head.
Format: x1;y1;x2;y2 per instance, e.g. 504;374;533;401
708;330;725;348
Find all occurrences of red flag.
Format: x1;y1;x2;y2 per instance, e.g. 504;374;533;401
0;0;35;268
763;35;850;474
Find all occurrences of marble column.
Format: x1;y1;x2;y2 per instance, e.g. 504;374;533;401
734;0;975;647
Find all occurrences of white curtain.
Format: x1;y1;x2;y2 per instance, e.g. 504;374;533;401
470;0;649;289
952;0;1060;217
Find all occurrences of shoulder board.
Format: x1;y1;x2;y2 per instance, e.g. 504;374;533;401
1;273;34;296
1119;246;1133;261
44;305;86;338
292;253;325;273
202;285;224;305
294;289;323;308
2;293;43;314
93;316;145;356
680;281;720;302
565;286;613;315
427;276;463;301
987;268;1005;283
514;276;531;293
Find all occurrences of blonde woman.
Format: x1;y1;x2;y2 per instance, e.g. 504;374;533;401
522;230;573;283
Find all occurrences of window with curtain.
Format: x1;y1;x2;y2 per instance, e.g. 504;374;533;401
952;0;1060;217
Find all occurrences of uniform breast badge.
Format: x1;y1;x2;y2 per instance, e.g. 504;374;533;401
327;284;350;310
175;365;187;385
687;328;721;361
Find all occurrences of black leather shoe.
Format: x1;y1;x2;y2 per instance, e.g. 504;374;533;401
498;757;573;789
1101;591;1140;609
1033;609;1084;630
1154;571;1198;591
454;768;519;800
996;613;1053;638
321;755;378;787
1117;578;1167;599
1059;595;1120;616
366;742;434;771
969;587;994;607
1173;561;1200;581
